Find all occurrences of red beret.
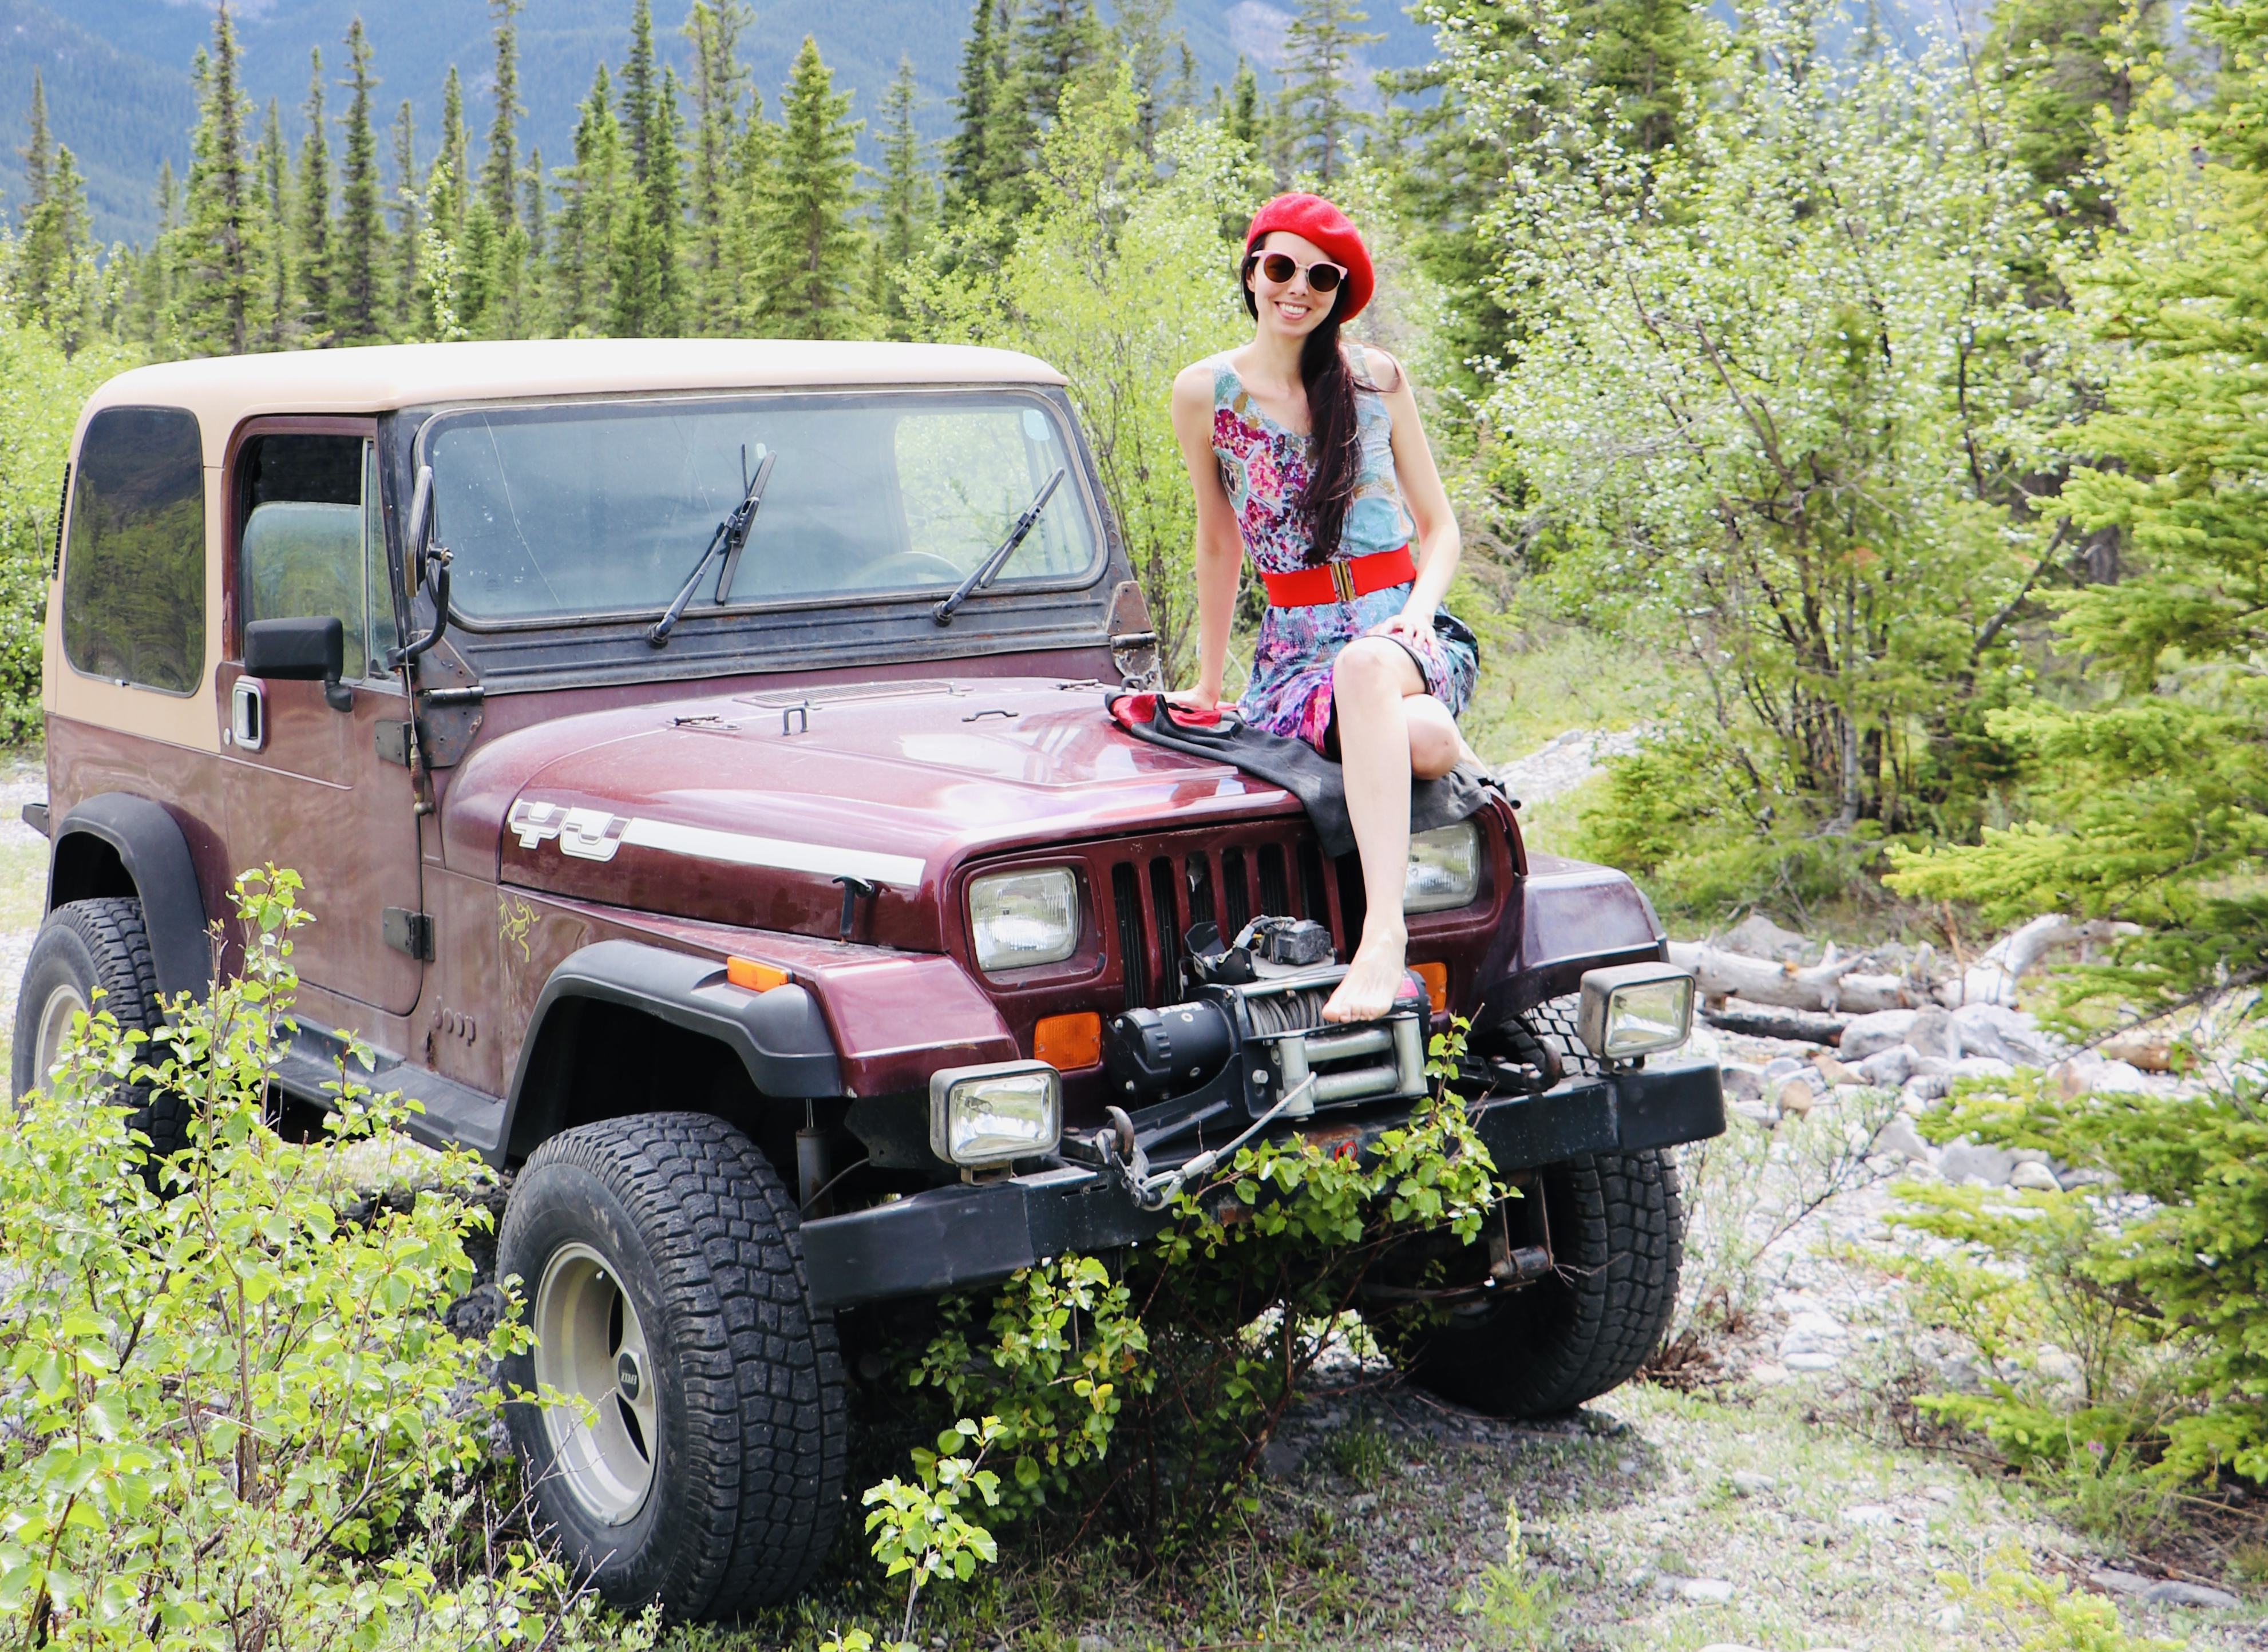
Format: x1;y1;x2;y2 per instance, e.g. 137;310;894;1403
1245;193;1374;322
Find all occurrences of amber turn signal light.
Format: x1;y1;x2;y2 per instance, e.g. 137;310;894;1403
726;955;791;992
1413;961;1448;1014
1034;1011;1103;1070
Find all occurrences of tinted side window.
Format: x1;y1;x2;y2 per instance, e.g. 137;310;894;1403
63;406;207;694
238;433;372;678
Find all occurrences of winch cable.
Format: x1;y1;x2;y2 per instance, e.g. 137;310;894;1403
1125;1073;1316;1211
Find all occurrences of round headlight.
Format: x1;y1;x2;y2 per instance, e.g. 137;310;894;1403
969;867;1080;972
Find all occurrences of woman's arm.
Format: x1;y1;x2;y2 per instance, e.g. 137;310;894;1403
1365;349;1462;640
1170;362;1245;707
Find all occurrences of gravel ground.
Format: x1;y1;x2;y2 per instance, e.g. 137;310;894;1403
1493;728;1644;809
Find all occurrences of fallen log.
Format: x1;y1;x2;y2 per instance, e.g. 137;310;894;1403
1700;998;1849;1045
1953;916;2143;1007
1667;941;1919;1015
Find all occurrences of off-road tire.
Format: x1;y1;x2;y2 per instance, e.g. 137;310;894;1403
10;898;192;1155
1396;1147;1684;1417
498;1112;846;1620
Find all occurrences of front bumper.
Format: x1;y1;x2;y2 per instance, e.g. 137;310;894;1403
801;1057;1725;1310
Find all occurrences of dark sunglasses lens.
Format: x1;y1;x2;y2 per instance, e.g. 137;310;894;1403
1260;253;1298;283
1308;263;1343;292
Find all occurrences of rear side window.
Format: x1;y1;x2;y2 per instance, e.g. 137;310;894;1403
63;406;207;694
238;433;375;678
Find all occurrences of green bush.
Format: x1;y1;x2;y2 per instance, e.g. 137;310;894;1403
0;868;627;1649
1894;1069;2268;1503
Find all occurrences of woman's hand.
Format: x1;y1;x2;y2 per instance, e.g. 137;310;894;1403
1366;608;1431;646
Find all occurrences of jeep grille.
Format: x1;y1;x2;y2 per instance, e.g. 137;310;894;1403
1102;826;1345;1010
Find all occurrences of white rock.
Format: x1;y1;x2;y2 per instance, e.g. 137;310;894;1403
1720;1062;1765;1100
1779;1309;1846;1357
1949;1055;2017;1084
1857;1045;1916;1087
1939;1142;2016;1186
2034;1345;2086;1400
1843;1504;1898;1527
1908;1006;1961;1061
1923;1484;1958;1506
1696;1645;1767;1652
2009;1160;2061;1192
1724;911;1811;960
1839;1008;1919;1060
1749;1360;1790;1383
1732;1100;1778;1130
1876;1116;1939;1166
1784;1352;1840;1371
1931;1605;1966;1631
2143;1580;2240;1610
1954;1003;2066;1065
1674;1578;1736;1603
1729;1470;1776;1496
1762;1056;1806;1081
2090;1568;2152;1596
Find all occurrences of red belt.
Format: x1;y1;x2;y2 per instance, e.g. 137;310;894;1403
1260;544;1416;607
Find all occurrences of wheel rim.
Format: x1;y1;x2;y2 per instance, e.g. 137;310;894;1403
32;981;88;1088
531;1242;659;1524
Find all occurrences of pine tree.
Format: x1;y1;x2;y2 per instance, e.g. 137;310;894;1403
1280;0;1384;183
1113;0;1186;153
389;100;420;334
684;0;752;333
18;132;97;350
1226;56;1263;154
17;70;50;228
440;66;469;240
945;0;1001;212
131;161;179;347
522;145;547;268
1984;0;2169;235
757;35;862;339
610;50;686;336
480;0;523;234
296;49;335;340
335;17;386;343
552;64;624;334
871;56;928;335
1013;0;1102;168
255;97;293;347
729;92;775;326
620;0;658;185
177;6;262;357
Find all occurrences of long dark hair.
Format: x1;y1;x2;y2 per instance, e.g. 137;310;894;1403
1241;246;1377;567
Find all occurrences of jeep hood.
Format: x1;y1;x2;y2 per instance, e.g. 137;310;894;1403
445;678;1302;948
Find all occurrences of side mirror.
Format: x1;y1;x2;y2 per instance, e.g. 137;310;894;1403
245;616;352;711
384;464;452;672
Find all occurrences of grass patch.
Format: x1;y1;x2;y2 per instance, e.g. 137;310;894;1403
1459;621;1697;764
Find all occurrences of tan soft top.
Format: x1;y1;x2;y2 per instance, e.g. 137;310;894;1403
82;338;1070;465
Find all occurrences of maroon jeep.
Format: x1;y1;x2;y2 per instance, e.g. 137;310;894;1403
15;338;1720;1618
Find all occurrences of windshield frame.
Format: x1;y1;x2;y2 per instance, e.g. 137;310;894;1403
405;383;1112;634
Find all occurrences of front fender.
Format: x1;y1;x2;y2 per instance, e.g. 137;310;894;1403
49;793;211;1003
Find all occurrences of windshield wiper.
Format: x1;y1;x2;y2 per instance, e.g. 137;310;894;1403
649;447;779;647
932;468;1066;627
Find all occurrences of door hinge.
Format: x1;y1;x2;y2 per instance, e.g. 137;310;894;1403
375;720;413;767
382;907;435;961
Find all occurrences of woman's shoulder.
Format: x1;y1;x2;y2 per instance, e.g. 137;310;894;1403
1173;353;1237;402
1351;340;1408;395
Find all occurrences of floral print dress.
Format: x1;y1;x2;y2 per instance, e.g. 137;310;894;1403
1210;346;1478;754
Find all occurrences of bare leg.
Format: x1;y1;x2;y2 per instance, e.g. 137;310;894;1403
1324;639;1431;1023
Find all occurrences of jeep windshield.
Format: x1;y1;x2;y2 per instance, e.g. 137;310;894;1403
418;389;1102;626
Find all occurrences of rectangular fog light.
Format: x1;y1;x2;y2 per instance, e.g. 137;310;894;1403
1577;963;1696;1060
929;1060;1063;1167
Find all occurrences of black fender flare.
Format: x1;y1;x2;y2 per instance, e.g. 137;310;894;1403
502;940;844;1159
48;794;211;1004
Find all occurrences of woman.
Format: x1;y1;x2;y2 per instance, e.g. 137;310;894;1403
1170;192;1479;1026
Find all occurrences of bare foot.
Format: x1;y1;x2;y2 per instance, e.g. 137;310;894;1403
1323;922;1408;1023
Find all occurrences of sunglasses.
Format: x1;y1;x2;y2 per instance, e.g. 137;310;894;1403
1246;251;1348;294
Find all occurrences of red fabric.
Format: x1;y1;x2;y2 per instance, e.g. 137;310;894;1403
1259;544;1416;608
1109;692;1222;731
1244;193;1375;321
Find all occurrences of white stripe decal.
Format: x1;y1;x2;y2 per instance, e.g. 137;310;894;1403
618;818;926;886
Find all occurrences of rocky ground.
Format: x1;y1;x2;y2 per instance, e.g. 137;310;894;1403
6;738;2263;1650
